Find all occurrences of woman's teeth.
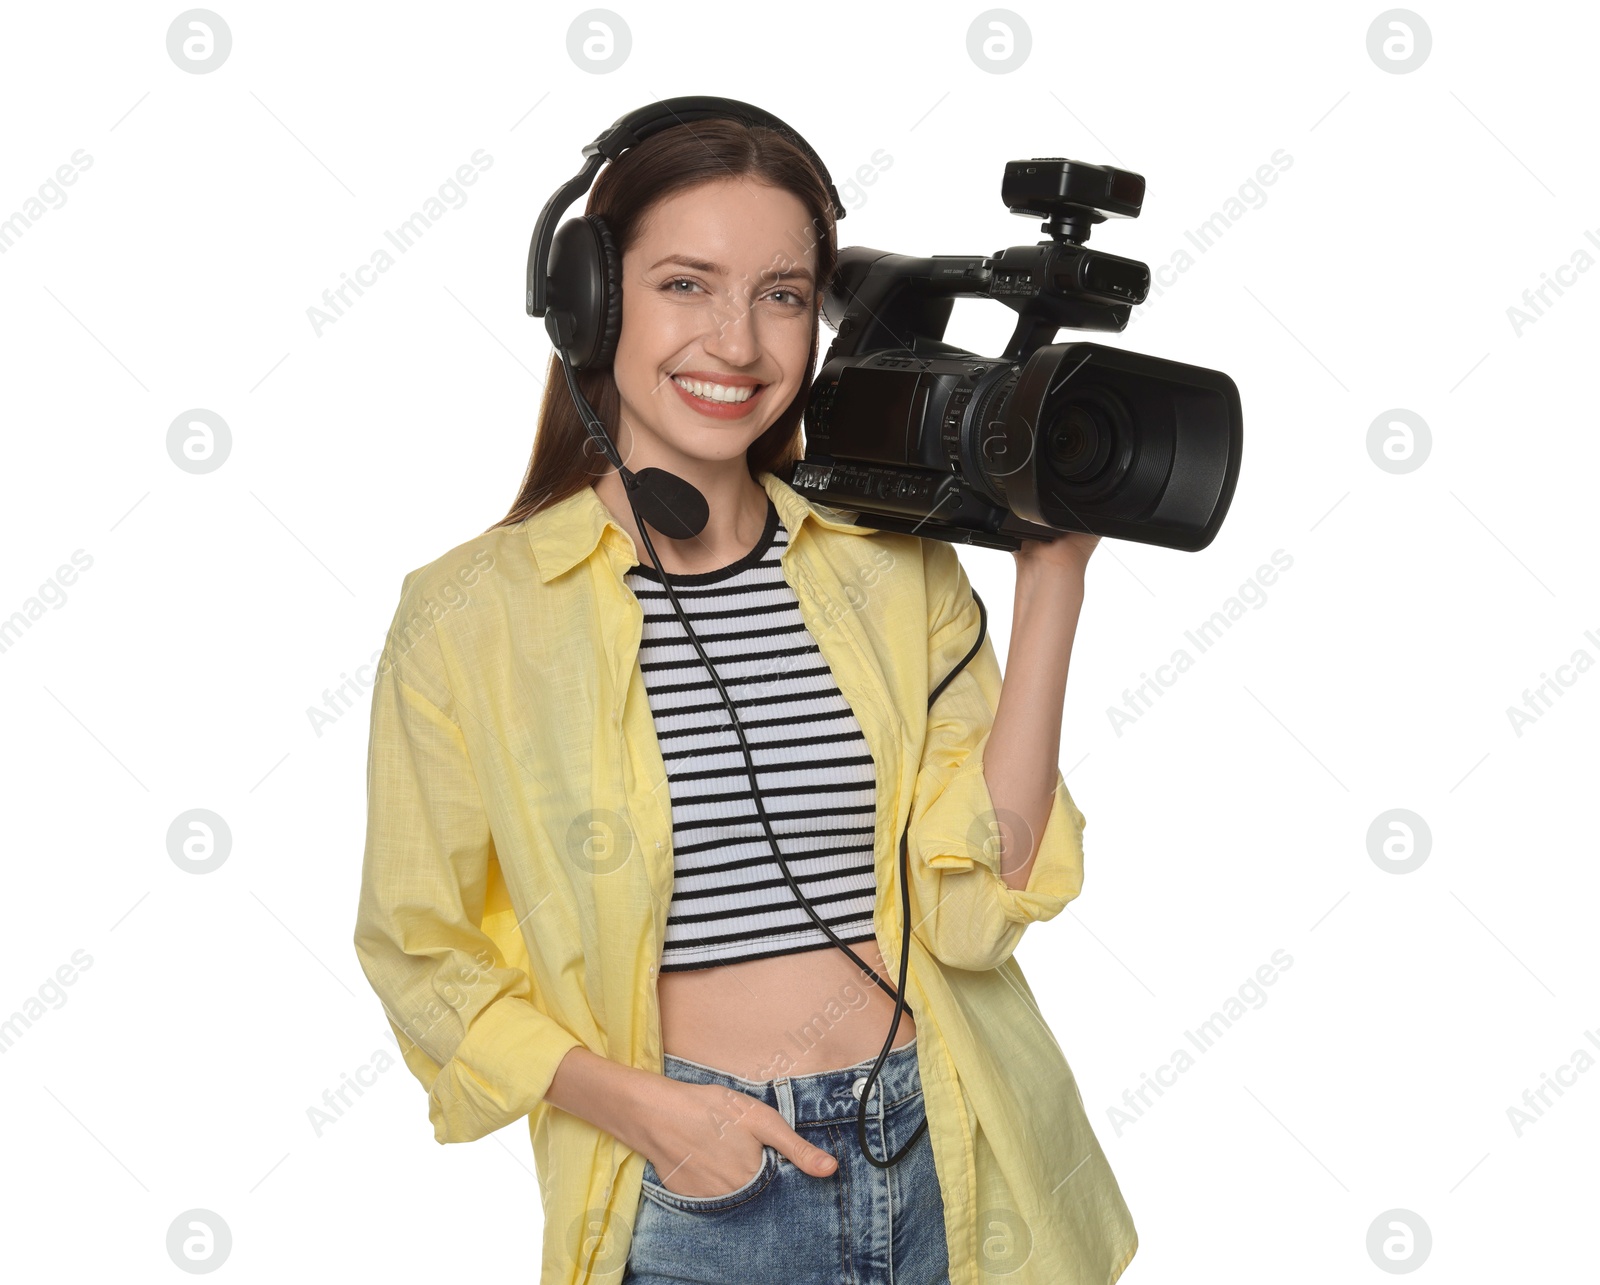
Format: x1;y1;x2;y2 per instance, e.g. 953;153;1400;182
672;376;758;404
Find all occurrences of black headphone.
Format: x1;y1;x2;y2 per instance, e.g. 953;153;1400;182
524;95;846;542
526;97;987;1171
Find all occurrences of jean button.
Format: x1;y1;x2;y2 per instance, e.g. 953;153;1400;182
851;1076;869;1100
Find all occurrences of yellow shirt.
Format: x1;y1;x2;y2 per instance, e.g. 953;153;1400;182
353;469;1138;1284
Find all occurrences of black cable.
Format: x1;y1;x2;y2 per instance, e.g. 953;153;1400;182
558;350;986;1167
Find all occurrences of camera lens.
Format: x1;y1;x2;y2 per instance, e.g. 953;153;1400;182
1046;400;1113;483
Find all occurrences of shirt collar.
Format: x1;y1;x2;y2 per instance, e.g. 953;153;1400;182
524;469;872;584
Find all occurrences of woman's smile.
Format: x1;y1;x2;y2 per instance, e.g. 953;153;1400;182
667;373;769;419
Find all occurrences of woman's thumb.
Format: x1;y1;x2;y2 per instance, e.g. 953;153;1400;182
789;1131;838;1177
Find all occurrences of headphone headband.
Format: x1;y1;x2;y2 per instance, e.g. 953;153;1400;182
526;95;844;317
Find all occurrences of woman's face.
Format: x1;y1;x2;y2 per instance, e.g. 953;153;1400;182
611;177;820;469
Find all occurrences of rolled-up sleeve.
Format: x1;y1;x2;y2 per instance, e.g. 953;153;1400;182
352;573;584;1144
903;539;1087;973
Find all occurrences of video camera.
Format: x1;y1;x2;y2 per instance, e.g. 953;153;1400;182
788;158;1242;552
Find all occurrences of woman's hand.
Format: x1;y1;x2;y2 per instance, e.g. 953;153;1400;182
1013;529;1101;584
637;1076;837;1197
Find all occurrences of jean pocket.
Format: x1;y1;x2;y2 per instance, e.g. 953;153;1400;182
883;1084;927;1119
640;1145;779;1215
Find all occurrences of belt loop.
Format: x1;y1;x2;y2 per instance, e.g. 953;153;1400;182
775;1077;795;1128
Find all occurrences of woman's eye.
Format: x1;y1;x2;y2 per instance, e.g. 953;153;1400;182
663;278;809;307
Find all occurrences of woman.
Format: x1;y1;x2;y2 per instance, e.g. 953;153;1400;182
353;117;1137;1285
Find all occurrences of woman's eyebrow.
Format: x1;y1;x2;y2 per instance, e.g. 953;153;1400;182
648;254;814;283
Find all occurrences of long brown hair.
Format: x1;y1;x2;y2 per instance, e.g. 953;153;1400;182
492;118;840;531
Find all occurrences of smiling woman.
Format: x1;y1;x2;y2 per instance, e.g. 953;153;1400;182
354;106;1136;1285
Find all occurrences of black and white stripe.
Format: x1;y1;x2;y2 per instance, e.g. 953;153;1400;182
625;497;879;972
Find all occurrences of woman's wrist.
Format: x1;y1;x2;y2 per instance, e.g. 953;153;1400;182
1012;565;1085;620
546;1044;667;1155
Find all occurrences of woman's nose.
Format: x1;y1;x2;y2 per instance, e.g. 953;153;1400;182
703;295;761;363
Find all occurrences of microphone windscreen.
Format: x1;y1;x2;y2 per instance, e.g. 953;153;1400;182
629;468;709;540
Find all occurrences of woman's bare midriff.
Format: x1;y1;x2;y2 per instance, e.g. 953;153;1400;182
659;936;916;1080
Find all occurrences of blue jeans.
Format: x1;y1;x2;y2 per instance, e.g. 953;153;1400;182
622;1034;951;1285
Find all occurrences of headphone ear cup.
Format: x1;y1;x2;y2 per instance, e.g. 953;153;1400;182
545;214;624;370
587;214;624;371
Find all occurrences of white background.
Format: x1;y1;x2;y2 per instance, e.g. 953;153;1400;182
2;1;1595;1280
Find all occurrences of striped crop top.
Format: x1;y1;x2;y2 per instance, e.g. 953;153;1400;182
624;495;880;973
